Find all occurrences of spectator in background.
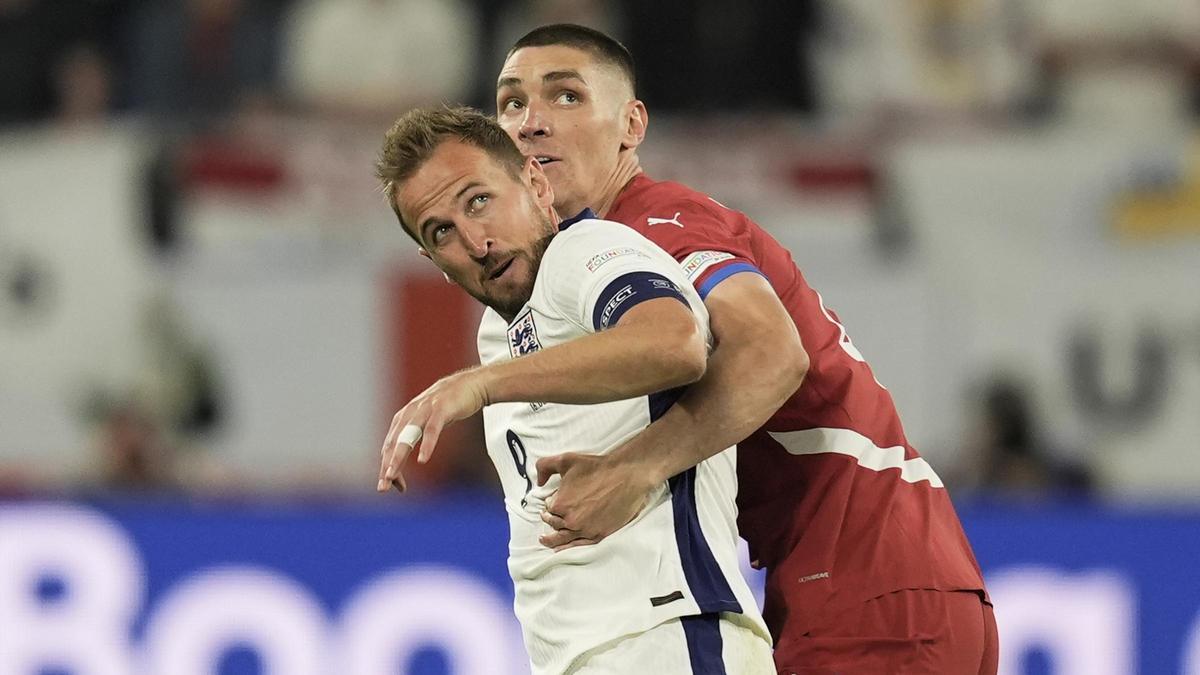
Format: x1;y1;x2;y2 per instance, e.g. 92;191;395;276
83;296;223;495
969;376;1094;497
51;43;115;126
282;0;478;120
93;402;179;493
813;0;1039;121
127;0;287;126
1033;0;1200;126
0;0;128;127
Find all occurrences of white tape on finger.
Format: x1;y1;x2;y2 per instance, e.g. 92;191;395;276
398;424;423;447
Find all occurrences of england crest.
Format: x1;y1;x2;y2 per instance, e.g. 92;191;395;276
507;309;542;358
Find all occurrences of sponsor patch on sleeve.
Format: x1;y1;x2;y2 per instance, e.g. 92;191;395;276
680;250;736;281
585;247;649;272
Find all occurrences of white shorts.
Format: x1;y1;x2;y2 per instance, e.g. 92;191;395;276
567;612;774;675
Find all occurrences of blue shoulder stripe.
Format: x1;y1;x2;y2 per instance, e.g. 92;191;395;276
696;262;767;300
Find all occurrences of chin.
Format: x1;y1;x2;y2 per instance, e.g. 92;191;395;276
485;284;534;320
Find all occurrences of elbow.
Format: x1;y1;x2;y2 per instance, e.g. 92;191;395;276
663;322;708;387
757;323;807;398
783;331;809;390
677;341;708;386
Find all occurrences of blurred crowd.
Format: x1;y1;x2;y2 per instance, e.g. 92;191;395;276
0;0;818;130
2;0;1198;131
3;0;1198;501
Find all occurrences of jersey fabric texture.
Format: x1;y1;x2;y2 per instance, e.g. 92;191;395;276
477;215;770;675
776;589;999;674
568;612;774;675
606;175;990;645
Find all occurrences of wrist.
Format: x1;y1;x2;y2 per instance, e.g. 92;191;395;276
462;366;495;408
607;436;672;488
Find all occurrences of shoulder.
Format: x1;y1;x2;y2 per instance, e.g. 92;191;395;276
536;219;675;326
613;175;738;229
546;218;655;264
538;220;661;296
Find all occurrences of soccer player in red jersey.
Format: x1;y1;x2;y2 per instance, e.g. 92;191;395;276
495;25;998;674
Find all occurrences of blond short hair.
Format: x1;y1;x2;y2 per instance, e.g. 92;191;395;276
376;106;527;240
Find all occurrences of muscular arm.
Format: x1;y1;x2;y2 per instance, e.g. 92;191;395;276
535;273;808;545
479;297;706;406
607;273;806;482
377;297;705;491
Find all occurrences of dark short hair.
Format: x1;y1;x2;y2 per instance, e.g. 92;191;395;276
376;106;527;241
509;24;636;95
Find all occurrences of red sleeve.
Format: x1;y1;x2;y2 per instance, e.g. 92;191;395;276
619;196;768;300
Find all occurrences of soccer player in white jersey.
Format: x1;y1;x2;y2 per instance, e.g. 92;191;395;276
373;106;774;675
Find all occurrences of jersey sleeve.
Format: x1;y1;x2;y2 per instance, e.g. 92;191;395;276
541;221;693;333
626;197;769;300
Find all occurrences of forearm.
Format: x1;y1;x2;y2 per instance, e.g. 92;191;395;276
603;273;808;484
478;305;705;406
607;337;801;483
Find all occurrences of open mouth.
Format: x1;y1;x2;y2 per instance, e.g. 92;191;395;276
487;258;515;281
535;155;559;166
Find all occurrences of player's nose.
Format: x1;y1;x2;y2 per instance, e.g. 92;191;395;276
459;221;493;260
518;105;551;142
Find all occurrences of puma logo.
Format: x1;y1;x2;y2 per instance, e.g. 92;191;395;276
647;212;684;227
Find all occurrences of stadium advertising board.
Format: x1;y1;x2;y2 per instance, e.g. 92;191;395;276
1;499;1199;674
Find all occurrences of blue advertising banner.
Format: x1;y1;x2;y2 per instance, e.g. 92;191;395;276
1;496;1198;675
962;499;1200;675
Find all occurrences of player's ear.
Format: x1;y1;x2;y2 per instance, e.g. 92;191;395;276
620;100;648;151
525;156;555;210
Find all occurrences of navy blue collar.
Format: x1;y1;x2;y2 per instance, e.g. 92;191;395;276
558;208;596;231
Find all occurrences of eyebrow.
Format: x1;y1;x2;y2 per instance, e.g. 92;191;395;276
455;181;483;201
417;181;484;241
496;70;588;91
543;69;587;86
418;216;452;244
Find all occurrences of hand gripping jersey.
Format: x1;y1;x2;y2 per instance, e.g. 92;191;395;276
607;175;989;637
476;213;769;675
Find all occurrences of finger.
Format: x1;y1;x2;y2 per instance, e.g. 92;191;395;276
376;450;393;492
380;407;412;456
385;442;415;482
541;511;572;531
535;453;571;486
416;415;446;464
396;423;423;448
381;409;406;453
384;407;431;476
552;537;600;552
392;423;422;470
539;528;584;549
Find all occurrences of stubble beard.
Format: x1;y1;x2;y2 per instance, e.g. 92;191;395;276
471;214;557;323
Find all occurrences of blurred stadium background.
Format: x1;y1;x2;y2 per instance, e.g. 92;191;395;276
2;0;1199;673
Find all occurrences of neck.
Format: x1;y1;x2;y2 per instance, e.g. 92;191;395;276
577;151;642;220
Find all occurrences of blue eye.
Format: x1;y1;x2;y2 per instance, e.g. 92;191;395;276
431;223;453;243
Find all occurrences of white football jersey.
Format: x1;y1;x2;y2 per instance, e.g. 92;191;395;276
477;214;769;675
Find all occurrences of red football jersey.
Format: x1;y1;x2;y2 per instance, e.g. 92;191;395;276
607;174;988;635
